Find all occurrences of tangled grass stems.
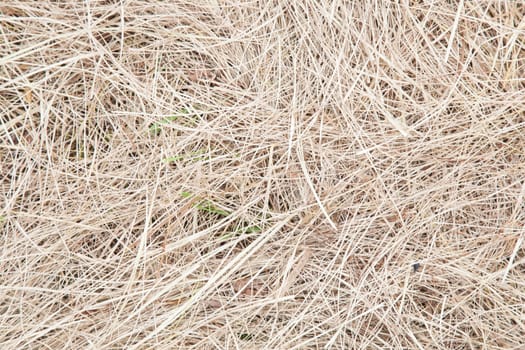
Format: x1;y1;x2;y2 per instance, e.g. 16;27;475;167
1;1;524;349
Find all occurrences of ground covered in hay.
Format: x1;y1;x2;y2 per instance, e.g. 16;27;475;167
1;1;525;349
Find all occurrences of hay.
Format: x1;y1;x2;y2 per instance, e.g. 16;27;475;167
1;1;524;348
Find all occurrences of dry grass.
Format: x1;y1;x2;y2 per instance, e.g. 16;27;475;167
1;0;525;349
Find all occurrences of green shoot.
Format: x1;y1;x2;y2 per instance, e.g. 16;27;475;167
149;107;198;134
180;192;230;216
242;225;262;233
162;149;207;164
180;191;192;198
149;115;179;134
239;334;253;341
196;201;230;216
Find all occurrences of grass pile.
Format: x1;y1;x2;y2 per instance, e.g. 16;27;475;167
1;1;524;348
